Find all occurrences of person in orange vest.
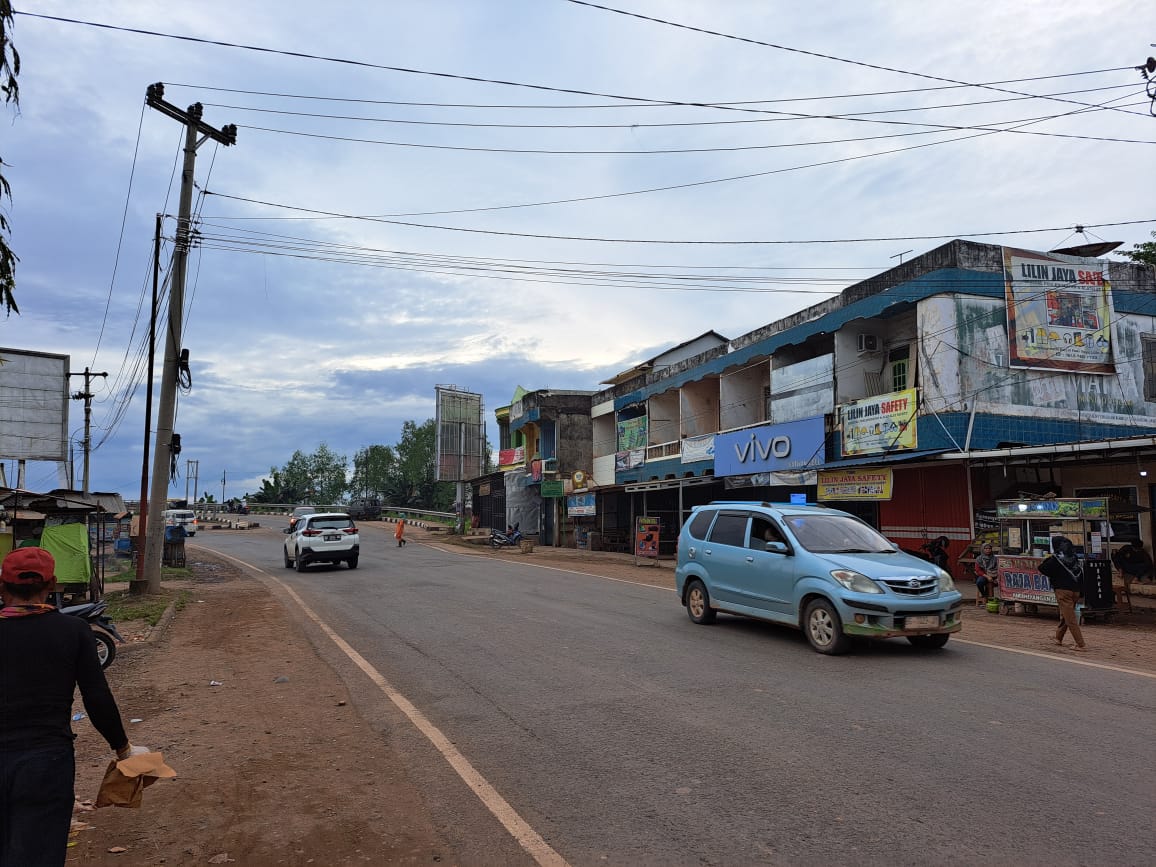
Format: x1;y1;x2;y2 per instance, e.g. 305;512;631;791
394;518;407;548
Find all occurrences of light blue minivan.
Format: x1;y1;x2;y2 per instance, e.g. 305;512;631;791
675;502;963;654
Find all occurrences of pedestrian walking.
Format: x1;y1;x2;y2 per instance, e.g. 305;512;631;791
0;548;145;866
395;518;406;547
1037;536;1086;651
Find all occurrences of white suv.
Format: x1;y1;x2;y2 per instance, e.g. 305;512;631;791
283;512;360;571
163;509;197;537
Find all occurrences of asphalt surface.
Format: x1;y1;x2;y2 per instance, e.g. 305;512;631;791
194;526;1156;866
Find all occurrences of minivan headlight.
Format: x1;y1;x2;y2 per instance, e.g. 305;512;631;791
937;568;956;592
831;569;883;594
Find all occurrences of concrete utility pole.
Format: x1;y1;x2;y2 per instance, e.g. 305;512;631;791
69;367;108;494
220;468;226;506
138;84;235;595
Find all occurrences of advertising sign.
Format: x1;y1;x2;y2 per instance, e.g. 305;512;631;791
680;434;715;464
567;493;596;516
635;516;660;559
996;556;1057;606
996;498;1106;519
615;448;645;471
498;446;525;468
840;389;917;456
617;416;648;451
434;386;486;481
817;469;894;501
713;416;825;477
0;347;70;462
1003;247;1113;373
541;480;564;498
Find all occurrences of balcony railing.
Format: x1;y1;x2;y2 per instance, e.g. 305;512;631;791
646;440;682;461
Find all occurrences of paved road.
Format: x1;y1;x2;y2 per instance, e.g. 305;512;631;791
195;527;1156;866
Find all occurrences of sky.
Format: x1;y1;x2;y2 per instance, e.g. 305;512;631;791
2;0;1153;501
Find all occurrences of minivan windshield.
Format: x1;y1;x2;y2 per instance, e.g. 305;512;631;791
783;514;896;554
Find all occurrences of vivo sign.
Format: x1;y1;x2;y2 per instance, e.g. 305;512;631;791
714;416;826;477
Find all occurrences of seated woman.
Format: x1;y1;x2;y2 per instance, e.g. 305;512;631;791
973;543;997;601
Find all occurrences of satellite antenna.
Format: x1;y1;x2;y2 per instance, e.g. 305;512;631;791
1050;225;1123;258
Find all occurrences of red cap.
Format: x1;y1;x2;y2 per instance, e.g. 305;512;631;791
1;547;57;584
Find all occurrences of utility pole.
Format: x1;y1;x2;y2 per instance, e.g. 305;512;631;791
220;468;226;506
69;367;108;494
133;215;162;593
139;84;236;595
186;459;199;507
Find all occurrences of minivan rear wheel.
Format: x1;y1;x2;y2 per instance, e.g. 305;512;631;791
685;579;716;624
804;599;852;655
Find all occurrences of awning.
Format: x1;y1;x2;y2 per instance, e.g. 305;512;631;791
820;448;956;470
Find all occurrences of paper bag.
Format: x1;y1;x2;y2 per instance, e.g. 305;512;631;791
95;751;177;808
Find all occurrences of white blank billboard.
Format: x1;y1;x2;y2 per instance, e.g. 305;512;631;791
435;386;485;481
0;347;70;462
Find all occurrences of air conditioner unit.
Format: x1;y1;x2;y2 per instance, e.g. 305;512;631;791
857;334;880;353
542;458;558;473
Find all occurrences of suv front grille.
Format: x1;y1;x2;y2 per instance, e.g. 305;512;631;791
879;576;938;596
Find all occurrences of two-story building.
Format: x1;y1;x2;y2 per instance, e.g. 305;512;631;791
586;240;1156;565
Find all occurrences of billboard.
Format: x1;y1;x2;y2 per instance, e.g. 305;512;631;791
1002;247;1114;373
840;389;917;456
0;347;70;462
817;469;893;501
434;386;486;481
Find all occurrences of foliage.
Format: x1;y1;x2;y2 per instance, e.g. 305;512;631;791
275;442;349;504
1;0;20;315
1115;232;1156;267
349;443;397;500
393;419;456;510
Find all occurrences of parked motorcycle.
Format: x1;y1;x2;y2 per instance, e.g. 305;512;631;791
61;599;123;669
490;524;524;549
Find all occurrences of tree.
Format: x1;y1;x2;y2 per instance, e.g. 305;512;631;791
1116;232;1156;267
393;419;455;510
263;443;349;505
349;444;397;500
1;0;20;315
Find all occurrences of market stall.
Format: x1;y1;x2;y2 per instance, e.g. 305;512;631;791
994;497;1117;620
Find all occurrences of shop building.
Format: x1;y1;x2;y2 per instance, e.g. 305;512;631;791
587;240;1156;567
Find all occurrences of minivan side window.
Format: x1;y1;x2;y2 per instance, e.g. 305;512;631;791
748;517;785;549
687;510;716;540
708;513;749;547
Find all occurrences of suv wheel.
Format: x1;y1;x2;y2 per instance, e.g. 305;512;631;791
294;549;307;572
685;579;716;624
283;548;292;569
347;556;358;569
804;599;852;655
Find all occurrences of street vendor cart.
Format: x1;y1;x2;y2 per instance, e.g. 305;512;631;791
994;497;1117;621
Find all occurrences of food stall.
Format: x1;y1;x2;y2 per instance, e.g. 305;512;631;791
994;497;1116;620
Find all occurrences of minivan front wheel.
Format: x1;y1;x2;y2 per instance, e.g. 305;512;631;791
804;599;852;655
685;579;716;624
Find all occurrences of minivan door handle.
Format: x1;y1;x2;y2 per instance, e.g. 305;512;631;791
745;556;754;562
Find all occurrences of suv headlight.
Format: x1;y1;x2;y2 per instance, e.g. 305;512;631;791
937;568;956;592
831;569;883;594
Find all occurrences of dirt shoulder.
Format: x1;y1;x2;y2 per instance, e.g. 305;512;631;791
68;550;451;865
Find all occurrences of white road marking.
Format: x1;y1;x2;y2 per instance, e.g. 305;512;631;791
954;638;1156;678
208;549;570;867
424;542;673;591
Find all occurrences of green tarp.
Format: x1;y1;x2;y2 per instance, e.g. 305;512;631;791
39;522;92;584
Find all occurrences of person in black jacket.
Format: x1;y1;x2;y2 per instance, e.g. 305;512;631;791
0;547;141;866
1037;536;1086;651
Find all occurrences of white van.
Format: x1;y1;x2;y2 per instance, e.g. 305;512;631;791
163;509;197;537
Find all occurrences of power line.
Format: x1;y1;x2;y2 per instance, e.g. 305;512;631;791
17;10;1147;122
204;191;1156;246
564;0;1149;117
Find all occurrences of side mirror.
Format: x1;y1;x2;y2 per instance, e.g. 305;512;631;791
282;527;292;535
764;541;789;555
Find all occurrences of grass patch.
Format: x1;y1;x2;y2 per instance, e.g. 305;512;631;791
103;588;192;626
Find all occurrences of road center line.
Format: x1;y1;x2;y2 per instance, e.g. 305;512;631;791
208;549;570;867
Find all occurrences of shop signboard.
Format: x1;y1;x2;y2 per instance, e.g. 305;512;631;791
996;498;1107;519
840;389;917;456
498;446;525;468
617;416;648;451
1002;247;1114;374
567;493;595;516
681;434;715;464
996;556;1057;606
713;416;824;477
541;480;564;498
615;448;645;471
635;516;660;558
817;469;893;501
